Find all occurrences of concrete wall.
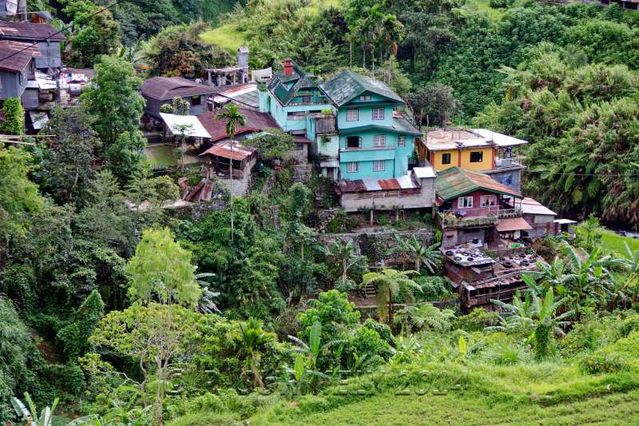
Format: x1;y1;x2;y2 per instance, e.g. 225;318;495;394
21;87;39;110
429;147;494;172
283;143;308;164
485;167;522;193
340;176;436;212
523;213;556;239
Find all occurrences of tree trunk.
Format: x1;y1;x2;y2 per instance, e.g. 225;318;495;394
229;144;234;243
387;287;393;325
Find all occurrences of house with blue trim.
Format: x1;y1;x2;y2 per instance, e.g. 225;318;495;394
319;70;421;181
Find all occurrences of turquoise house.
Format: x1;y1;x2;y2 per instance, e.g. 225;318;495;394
258;59;333;133
320;70;421;181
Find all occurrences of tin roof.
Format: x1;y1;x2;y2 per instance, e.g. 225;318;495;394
520;197;556;216
267;61;323;106
197;107;280;143
496;217;533;232
0;21;65;42
320;69;404;107
338;173;420;194
141;77;217;101
0;40;38;72
426;128;528;151
199;140;256;161
160;113;211;139
436;167;522;201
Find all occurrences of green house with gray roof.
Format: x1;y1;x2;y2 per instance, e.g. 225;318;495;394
258;59;333;134
319;69;421;181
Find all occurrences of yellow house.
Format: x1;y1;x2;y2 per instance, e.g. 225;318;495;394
425;129;496;172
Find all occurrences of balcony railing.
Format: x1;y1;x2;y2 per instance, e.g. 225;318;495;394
438;207;522;229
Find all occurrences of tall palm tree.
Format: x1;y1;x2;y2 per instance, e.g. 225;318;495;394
493;288;572;360
215;104;247;242
361;269;421;325
238;318;274;388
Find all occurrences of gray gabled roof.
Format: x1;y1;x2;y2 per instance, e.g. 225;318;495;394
320;69;404;107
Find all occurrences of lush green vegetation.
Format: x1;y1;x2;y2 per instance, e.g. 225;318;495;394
2;0;639;425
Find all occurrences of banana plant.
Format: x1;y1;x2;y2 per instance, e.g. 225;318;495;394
11;393;59;426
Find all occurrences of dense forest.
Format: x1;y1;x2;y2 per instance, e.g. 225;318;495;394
1;0;639;425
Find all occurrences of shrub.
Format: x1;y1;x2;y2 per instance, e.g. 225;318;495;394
580;353;628;375
454;308;501;332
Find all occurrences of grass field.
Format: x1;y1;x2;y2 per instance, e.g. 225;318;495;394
200;23;247;52
271;390;639;426
144;144;176;168
600;228;639;255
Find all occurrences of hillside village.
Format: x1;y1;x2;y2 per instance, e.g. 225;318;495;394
1;0;639;425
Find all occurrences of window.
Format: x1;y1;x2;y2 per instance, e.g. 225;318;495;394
398;135;406;147
346;136;360;149
302;95;311;104
374;135;386;147
480;195;497;208
191;95;201;106
347;162;359;173
346;108;359;122
288;112;306;121
373;160;385;172
295;143;305;151
441;153;452;165
470;151;484;163
359;95;372;101
372;107;385;120
457;196;474;209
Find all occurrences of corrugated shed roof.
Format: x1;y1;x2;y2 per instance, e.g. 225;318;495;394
141;77;217;101
199;140;256;161
520;197;556;216
0;21;65;42
0;40;38;72
497;217;533;232
436;167;522;201
338;173;420;194
197;107;280;143
320;69;404;107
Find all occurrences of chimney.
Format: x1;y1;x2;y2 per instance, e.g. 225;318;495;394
237;46;249;69
283;58;293;76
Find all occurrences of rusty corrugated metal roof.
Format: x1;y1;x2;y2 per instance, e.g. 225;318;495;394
200;140;255;161
0;40;38;72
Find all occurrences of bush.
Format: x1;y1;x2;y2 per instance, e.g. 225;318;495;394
414;276;453;302
580;353;628;375
454;308;501;332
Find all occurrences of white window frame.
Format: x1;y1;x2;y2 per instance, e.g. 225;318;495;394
398;135;406;147
480;195;497;208
346;108;359;122
374;135;386;147
372;107;385;120
347;162;359;173
457;196;474;209
359;95;371;101
373;160;385;172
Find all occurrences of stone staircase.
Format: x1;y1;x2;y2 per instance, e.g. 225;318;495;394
315;209;339;233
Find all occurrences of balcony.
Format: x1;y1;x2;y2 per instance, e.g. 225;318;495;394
493;156;523;170
438;207;522;229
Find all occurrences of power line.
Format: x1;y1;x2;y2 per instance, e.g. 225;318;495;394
525;170;639;178
0;0;123;65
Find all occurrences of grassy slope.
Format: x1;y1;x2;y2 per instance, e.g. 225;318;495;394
199;0;341;52
600;228;639;255
275;390;639;426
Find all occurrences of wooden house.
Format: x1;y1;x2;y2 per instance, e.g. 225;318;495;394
141;77;218;118
0;21;64;70
435;167;529;248
0;41;37;101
